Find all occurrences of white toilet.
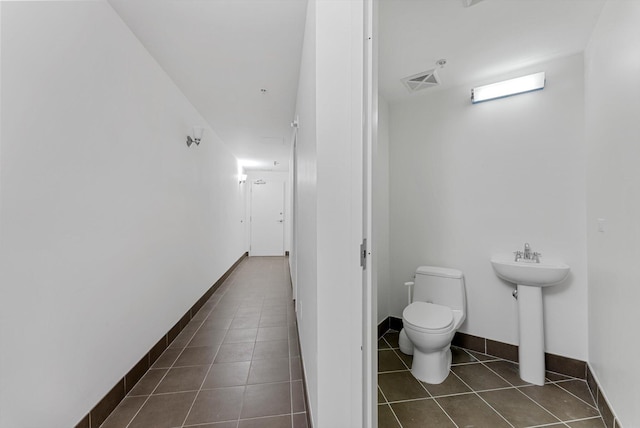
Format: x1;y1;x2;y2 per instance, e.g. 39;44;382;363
398;266;466;384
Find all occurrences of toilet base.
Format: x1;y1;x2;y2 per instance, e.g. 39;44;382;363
398;329;414;355
410;346;452;384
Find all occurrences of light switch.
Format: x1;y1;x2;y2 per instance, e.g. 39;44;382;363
597;218;606;233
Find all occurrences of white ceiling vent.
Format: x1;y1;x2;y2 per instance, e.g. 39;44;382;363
402;69;441;93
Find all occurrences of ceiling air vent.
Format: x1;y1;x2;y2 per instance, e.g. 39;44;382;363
402;69;441;93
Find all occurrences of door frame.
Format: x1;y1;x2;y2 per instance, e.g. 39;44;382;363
362;0;376;426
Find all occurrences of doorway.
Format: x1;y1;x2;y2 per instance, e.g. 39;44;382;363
249;178;285;256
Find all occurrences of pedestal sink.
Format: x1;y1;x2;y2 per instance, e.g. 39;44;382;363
490;258;570;385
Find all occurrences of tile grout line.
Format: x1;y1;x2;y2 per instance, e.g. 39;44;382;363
385;385;518;403
561;416;607;425
445;368;515;428
474;355;568;421
180;281;243;427
378;386;403;428
477;360;522;386
386;403;404;428
122;348;186;427
526;422;572;428
509;384;564;425
375;358;405;428
516;382;601;424
379;334;469;428
473;394;516;428
175;273;240;428
412;355;460;428
117;294;227;428
553;380;600;410
379;333;606;428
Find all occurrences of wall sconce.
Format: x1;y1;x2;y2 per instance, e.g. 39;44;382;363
471;72;545;104
239;174;247;184
186;126;204;147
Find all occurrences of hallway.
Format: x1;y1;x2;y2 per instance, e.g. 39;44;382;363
98;257;308;428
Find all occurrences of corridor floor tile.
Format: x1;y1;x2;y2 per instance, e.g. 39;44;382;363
101;256;309;428
240;382;292;419
237;415;291;428
98;397;147;428
184;386;245;425
128;391;197;428
154;366;209;394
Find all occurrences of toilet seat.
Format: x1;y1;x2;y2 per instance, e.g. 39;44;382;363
403;302;454;333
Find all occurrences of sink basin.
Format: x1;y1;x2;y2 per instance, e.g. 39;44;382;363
490;258;570;287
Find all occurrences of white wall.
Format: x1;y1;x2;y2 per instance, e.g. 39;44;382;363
388;54;588;360
585;2;640;426
375;97;391;324
293;1;365;426
0;3;246;427
288;134;299;300
315;2;364;426
293;0;319;422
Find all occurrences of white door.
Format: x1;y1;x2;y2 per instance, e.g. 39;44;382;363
250;179;284;256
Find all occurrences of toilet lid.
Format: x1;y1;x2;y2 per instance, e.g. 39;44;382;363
403;302;454;332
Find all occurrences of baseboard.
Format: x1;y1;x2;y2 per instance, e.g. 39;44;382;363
288;256;305;427
586;364;622;428
379;316;586;379
295;319;313;428
75;251;249;428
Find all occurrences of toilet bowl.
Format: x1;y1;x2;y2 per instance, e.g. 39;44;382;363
398;266;466;384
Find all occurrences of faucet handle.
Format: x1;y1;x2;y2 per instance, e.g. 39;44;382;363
533;252;542;263
513;251;523;261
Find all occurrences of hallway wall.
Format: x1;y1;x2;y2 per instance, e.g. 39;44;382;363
0;3;246;427
387;54;588;361
293;1;365;426
292;0;319;422
585;1;640;426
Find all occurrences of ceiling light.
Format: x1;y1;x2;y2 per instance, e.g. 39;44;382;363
471;72;545;104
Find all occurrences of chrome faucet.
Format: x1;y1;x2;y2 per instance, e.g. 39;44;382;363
514;243;542;263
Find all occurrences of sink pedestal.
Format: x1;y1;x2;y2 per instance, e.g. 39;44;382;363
517;284;545;385
490;256;570;386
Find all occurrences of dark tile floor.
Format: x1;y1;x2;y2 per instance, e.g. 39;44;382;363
379;331;605;428
100;256;308;428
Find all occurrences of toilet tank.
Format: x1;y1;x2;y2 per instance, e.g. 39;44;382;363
413;266;466;312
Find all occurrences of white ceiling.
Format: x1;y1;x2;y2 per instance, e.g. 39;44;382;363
379;0;605;102
108;0;606;171
108;0;307;172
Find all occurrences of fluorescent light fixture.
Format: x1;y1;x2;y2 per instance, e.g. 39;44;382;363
471;72;545;104
237;159;262;169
